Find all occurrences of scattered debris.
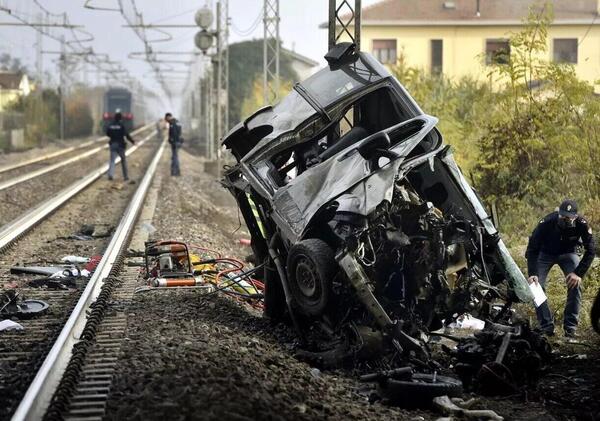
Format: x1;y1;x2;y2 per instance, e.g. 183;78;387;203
433;395;504;420
135;240;264;305
61;255;90;264
57;224;113;240
0;319;24;331
448;314;486;331
446;322;551;395
0;290;48;318
360;368;462;408
141;222;157;236
10;265;64;276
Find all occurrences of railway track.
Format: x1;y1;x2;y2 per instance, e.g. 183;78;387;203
0;125;153;192
0;125;155;252
0;128;164;420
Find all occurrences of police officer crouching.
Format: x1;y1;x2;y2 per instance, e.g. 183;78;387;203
525;199;596;337
106;112;135;181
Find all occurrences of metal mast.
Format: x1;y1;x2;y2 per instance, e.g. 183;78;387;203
263;0;280;105
328;0;362;51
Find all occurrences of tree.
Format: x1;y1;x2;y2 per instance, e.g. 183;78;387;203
475;4;600;202
0;53;28;74
228;39;298;127
65;91;94;138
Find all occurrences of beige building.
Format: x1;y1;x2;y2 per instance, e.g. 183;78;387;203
356;0;600;86
0;71;31;111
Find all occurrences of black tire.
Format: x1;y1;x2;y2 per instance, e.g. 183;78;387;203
286;238;337;316
592;289;600;334
379;373;463;408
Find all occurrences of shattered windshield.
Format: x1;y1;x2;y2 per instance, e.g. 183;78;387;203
299;56;383;107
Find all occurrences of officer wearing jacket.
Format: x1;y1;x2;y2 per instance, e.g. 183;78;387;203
106;112;135;181
526;199;596;337
165;112;183;176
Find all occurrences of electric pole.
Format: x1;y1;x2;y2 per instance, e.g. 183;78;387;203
35;13;43;86
219;0;229;138
215;1;222;176
59;36;66;140
263;0;280;105
328;0;362;51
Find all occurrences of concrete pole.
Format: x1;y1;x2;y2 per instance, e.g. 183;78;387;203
204;74;210;158
59;36;65;140
215;1;222;177
36;13;43;87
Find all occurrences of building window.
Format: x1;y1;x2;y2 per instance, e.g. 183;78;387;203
372;39;397;64
485;39;510;65
431;39;443;75
553;38;578;64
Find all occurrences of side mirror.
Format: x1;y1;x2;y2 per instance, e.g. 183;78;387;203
357;131;391;160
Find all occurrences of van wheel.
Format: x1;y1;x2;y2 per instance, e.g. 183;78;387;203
287;239;336;317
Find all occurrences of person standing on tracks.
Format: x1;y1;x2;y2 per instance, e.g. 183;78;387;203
106;112;135;181
526;199;596;338
165;112;183;176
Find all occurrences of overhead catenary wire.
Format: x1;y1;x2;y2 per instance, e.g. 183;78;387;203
230;8;262;36
0;0;135;87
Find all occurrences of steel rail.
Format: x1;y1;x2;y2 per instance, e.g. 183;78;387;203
11;138;167;421
0;129;156;252
0;124;153;189
0;140;100;175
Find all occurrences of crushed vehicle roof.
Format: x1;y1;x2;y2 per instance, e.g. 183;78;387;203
222;51;422;164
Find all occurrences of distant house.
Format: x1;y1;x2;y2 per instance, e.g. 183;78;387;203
336;0;600;85
282;48;320;81
0;71;31;111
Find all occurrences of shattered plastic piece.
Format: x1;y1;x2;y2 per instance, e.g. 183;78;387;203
50;267;85;279
141;222;157;235
61;255;90;264
452;315;485;331
0;319;24;331
84;255;102;272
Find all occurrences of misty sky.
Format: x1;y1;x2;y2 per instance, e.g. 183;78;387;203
0;0;379;110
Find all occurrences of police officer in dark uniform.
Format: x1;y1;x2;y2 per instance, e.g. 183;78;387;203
526;199;596;337
165;112;183;176
106;112;135;181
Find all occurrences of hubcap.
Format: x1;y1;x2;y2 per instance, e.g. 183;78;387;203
295;258;318;298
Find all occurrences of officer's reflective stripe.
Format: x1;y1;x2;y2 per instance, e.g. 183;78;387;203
247;193;267;237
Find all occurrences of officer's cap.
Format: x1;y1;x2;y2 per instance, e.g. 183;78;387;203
559;199;578;219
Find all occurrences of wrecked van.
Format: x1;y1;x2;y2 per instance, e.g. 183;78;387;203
222;43;532;364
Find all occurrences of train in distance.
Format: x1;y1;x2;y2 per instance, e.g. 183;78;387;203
103;88;134;131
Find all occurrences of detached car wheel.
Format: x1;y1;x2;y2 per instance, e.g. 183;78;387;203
286;239;336;316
